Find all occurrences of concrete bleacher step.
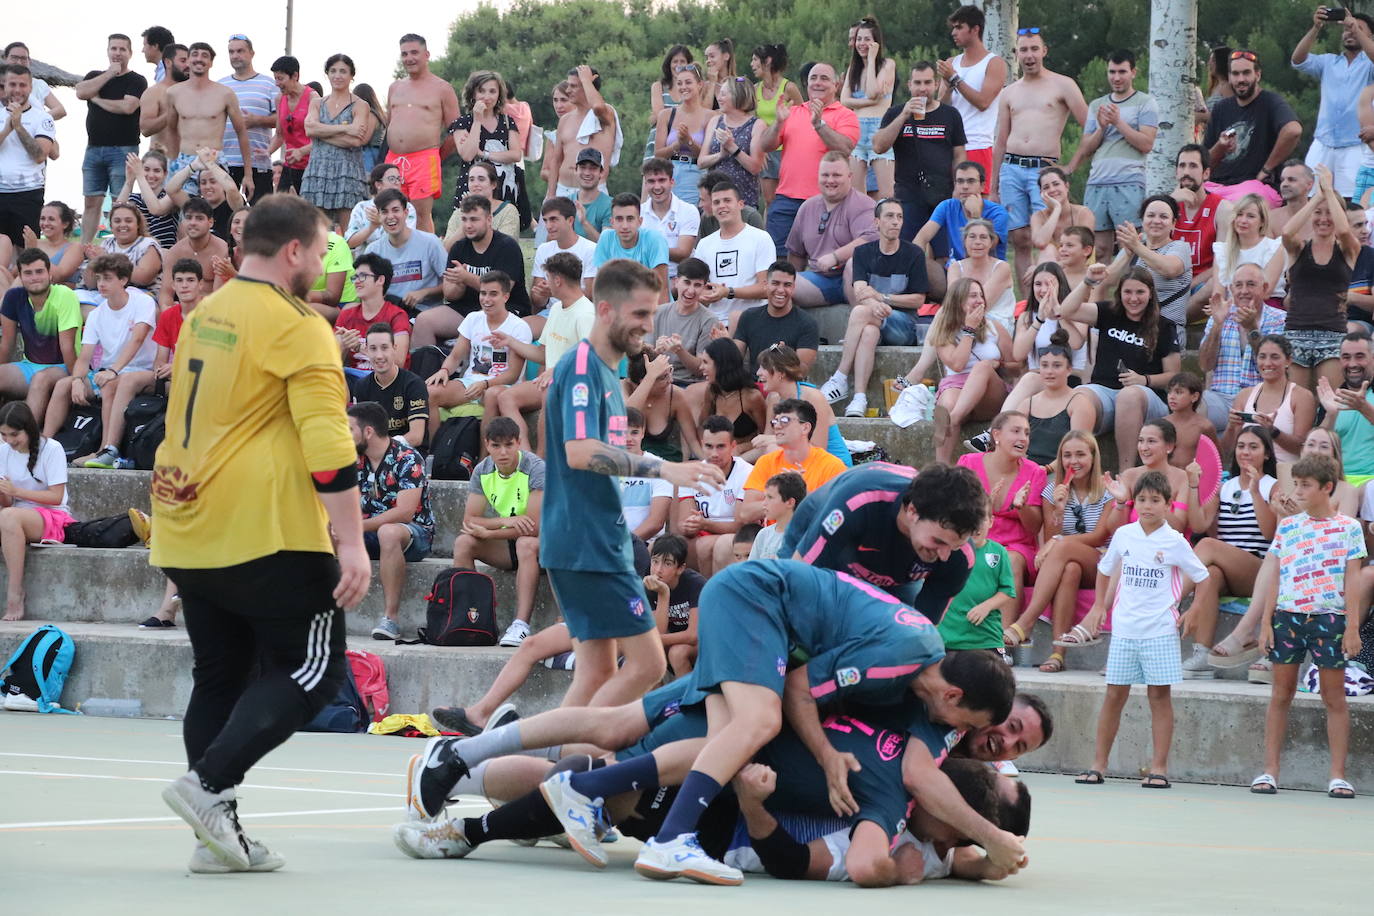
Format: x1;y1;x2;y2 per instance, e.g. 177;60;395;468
0;620;571;721
1013;613;1244;675
0;547;557;639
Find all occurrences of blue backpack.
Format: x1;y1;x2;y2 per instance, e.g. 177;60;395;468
300;663;367;733
1;625;79;714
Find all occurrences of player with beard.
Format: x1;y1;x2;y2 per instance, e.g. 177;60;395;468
139;42;188;155
151;195;371;873
535;258;724;708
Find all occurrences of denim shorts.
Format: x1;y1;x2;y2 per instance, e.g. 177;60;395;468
879;309;925;346
1080;383;1168;434
1355;165;1374;208
1286;328;1344;368
363;522;432;562
1084;182;1145;232
798;269;846;304
761;149;782;181
82;145;139;197
853;116;894;163
997;161;1047;231
1270;610;1348;669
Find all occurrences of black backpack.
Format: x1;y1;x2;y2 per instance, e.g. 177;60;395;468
121;393;167;470
419;568;498;646
63;514;140;548
300;664;367;733
430;415;482;480
407;345;448;385
54;405;103;462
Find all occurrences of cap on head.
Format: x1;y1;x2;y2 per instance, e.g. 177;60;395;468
575;148;604;168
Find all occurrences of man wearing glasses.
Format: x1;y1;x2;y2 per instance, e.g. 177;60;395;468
786;151;878;308
335;254;411;373
219;34;277;203
1202;50;1301;190
989;27;1088;287
738;398;845;525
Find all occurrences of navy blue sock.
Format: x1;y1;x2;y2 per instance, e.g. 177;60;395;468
567;753;659;800
654;770;722;841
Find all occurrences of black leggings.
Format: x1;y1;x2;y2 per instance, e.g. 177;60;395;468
166;551;346;791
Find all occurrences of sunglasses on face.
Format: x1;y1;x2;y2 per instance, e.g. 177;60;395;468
770;415;795;429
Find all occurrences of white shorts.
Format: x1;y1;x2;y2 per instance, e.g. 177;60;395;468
1305;139;1363;199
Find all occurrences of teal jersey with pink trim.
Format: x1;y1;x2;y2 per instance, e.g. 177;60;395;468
540;338;633;572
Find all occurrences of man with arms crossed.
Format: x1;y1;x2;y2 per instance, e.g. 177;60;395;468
153;195;369;873
990;28;1088;287
386;35;461;234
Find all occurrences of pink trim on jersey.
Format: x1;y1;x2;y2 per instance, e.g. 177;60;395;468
575;413;586;439
959;542;975;567
801;538;828;564
574;341;590;374
844;489;902;511
836;570;902;604
865;663;924;680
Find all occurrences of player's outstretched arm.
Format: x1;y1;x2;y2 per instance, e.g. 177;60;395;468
565;439;726;491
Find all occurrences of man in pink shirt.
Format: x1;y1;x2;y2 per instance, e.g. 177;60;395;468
760;62;860;257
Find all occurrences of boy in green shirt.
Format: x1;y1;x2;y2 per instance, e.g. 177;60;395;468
938;516;1017;651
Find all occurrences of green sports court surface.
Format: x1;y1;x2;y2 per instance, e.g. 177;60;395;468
1;713;1366;914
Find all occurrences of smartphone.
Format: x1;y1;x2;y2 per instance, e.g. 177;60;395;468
1236;411;1256;423
1324;7;1348;21
1221;127;1237;140
1116;359;1128;375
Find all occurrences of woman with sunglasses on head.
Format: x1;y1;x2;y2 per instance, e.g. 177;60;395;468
754;343;849;466
686;337;767;451
1005;430;1118;669
1177;424;1279;678
654;63;712;206
1222;334;1314;463
345;163;416;251
1209;427;1359;680
302;54;373;235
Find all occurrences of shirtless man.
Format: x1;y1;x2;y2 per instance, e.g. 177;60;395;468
1268;160;1315;240
165;43;250;198
139;43;187;155
385;34;460;234
544;65;620;200
989;29;1088;289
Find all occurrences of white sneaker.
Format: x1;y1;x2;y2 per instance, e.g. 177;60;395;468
844;393;869;417
994;760;1020;777
393;818;474;859
635;832;743;885
819;373;850;403
2;692;39;712
499;620;531;648
161;772;251;870
189;840;284;873
1182;643;1218;679
538;770;607;868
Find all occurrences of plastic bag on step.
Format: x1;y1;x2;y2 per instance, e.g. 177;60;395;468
889;383;934;428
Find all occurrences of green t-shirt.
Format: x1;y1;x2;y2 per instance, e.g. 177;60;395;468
311;233;357;304
473;451;546;519
0;284;83;365
937;539;1016;650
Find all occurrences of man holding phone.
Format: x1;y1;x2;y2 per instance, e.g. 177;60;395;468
1203;50;1302;190
1198;262;1287;433
1292;7;1374;199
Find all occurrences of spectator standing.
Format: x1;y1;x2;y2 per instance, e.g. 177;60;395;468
141;26;174;81
74;34;148;246
1066;51;1160;262
362;189;447;312
454;417;546;648
841;17;897;200
302;55;371;232
0;67;57;250
640;159;701;279
544;64;622;207
990;28;1089;289
335;255;410;372
1292;8;1374;198
732;261;819;374
1202;51;1302;190
349;324;428;447
138;43;187;156
786;152;878;307
386;35;461;235
760;62;860;256
218;35;277;204
873;61;967;243
698;78;764;210
674;414;752;576
349;401;435;642
1270;162;1316;242
653;64;711;206
694;180;776;323
0;249;81;422
750;44;804;210
447;71;522;225
3;43;66;121
940;5;1008;192
271;56;314;194
0;401;71;622
163;44;252;198
936;513;1018;653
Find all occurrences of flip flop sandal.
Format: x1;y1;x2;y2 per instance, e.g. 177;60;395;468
1038;653;1066;673
1003;622;1029;648
1141;774;1171;789
1075;770;1104;785
1208;639;1261;669
1053;624;1103;648
1328;778;1356;799
1250;773;1278;794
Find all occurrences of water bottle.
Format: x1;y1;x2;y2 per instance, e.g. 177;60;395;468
115;457;136;470
80;698;144;718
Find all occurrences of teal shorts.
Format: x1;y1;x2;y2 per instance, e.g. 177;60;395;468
615;679;710;761
13;360;65;384
692;575;791;698
547;567;655;642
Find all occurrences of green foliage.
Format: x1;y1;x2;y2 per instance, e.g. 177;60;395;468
430;0;1345;220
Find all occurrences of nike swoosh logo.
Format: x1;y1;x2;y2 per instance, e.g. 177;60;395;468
857;546;878;552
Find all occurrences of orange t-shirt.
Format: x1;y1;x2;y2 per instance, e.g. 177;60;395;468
745;446;847;495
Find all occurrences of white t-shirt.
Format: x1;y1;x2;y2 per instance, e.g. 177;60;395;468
692;224;777;321
540;296;595;369
620;474;675;535
457;310;532;383
533;236;598;284
83;289;158;372
723;829;952;883
0;104;55;192
749;522;786;560
681;455;752;520
641;195;701;278
1097;521;1209;639
1211;236;1286;296
345;199;417;249
28;78;53;110
0;437;69;511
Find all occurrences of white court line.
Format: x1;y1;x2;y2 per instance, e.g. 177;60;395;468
0;770;399;797
0;802;487;831
0;752;398;778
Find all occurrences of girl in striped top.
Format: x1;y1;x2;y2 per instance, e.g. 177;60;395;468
1178;425;1279;677
1002;430;1118;671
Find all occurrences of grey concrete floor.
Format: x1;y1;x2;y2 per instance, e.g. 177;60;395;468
0;713;1367;914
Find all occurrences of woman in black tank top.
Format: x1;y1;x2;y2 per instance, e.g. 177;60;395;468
687;338;766;448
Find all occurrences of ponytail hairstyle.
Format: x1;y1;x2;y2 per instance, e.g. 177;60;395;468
752;43;789;75
0;401;43;476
